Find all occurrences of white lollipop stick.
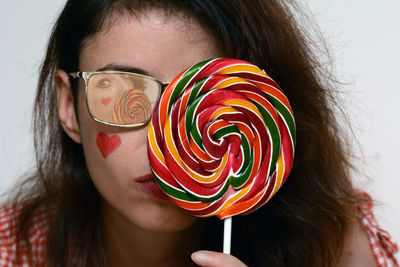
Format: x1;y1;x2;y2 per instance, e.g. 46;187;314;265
223;217;232;254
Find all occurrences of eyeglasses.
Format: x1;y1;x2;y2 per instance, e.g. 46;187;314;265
69;71;167;127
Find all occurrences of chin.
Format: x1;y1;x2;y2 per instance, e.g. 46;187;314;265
132;203;197;233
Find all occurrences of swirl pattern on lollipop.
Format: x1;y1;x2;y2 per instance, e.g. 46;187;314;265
148;58;296;219
113;88;152;124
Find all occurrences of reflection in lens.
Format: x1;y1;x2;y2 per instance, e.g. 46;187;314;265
113;88;152;124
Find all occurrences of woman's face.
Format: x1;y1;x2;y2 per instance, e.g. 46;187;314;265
76;9;222;232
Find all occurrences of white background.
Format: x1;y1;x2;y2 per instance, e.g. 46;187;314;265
1;0;399;248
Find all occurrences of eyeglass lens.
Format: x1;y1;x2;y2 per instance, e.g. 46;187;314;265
87;73;161;125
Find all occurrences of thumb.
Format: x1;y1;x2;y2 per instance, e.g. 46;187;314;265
191;250;247;267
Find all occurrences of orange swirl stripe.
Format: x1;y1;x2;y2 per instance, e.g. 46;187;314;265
147;58;296;219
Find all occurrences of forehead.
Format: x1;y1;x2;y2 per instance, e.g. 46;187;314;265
79;8;221;82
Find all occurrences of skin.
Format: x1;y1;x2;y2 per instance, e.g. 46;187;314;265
56;8;246;267
338;220;379;267
55;7;378;267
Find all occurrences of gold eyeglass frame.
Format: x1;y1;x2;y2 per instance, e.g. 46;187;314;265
69;70;167;128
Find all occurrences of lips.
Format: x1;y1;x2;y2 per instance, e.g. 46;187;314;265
135;174;169;200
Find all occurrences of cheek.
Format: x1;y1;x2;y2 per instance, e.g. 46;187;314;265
79;118;150;177
82;125;149;169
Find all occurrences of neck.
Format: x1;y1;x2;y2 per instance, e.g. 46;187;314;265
101;203;202;267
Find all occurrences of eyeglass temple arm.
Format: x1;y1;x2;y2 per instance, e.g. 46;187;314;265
161;82;169;89
69;71;81;79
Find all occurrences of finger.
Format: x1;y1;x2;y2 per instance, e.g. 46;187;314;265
191;250;247;267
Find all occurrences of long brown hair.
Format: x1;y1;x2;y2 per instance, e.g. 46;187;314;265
11;0;364;266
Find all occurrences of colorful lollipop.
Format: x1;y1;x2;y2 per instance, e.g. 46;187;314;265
113;88;152;124
148;57;295;219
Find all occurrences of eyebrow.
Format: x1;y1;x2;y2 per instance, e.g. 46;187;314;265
96;63;151;76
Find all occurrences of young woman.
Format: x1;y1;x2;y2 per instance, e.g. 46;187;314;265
1;0;398;266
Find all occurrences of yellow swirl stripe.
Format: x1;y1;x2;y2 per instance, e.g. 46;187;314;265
217;64;265;76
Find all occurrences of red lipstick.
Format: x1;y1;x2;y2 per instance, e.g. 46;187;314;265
135;174;169;200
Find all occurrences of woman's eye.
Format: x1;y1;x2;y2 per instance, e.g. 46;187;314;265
96;79;111;88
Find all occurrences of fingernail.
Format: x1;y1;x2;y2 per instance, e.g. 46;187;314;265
191;251;209;265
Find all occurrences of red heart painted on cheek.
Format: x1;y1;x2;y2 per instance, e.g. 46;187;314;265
101;97;112;106
96;132;121;158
